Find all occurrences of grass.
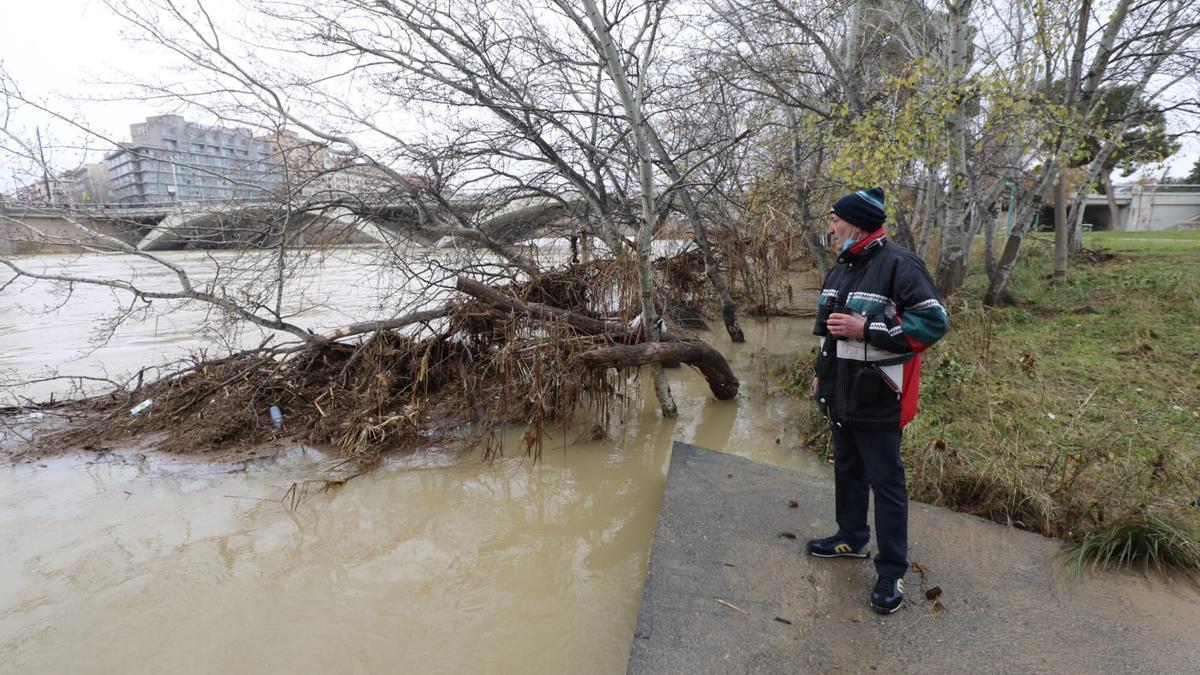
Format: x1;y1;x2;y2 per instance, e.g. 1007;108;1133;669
1082;229;1200;253
1060;513;1200;580
789;231;1200;577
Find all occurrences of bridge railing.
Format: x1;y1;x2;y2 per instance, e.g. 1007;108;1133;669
1;197;277;211
1;189;579;220
1111;183;1200;195
0;197;289;219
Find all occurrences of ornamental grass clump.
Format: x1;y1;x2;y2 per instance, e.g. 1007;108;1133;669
1060;513;1200;581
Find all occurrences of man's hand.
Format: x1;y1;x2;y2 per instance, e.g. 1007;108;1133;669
827;311;866;339
811;375;818;397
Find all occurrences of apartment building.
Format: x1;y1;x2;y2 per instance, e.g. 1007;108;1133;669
104;115;283;204
16;175;72;205
65;163;113;205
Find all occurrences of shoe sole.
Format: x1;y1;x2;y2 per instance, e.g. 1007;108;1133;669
870;601;903;615
807;550;870;559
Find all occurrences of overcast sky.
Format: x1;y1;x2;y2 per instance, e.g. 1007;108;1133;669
4;2;149;138
2;0;1197;189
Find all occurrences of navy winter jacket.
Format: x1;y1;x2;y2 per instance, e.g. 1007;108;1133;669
813;230;948;429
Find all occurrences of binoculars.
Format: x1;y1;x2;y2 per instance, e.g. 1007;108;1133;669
816;304;856;336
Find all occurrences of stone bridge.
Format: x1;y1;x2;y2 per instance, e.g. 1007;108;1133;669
0;196;584;255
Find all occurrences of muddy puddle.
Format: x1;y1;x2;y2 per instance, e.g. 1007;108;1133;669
1;250;825;673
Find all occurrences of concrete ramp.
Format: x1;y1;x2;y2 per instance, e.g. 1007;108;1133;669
628;442;1200;674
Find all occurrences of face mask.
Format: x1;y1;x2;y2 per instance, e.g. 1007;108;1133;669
841;239;858;252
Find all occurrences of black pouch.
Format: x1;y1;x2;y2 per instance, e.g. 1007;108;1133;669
851;365;886;403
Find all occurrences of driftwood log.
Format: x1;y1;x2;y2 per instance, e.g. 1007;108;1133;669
575;342;738;400
456;276;739;400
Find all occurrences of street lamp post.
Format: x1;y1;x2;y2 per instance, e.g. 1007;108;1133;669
169;156;180;206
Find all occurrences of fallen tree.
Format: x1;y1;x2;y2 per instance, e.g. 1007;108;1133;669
576;342;738;401
456;275;739;401
18;258;738;469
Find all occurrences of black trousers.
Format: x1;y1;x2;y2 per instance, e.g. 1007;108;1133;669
831;425;909;579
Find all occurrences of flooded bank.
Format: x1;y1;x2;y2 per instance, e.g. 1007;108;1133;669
0;248;437;403
1;251;824;673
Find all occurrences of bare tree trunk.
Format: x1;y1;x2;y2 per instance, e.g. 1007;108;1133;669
918;172;939;259
843;0;862;66
789;113;829;276
643;127;745;342
934;0;976;298
891;202;918;251
577;342;739;400
321;307;451;341
582;0;677;417
1069;193;1086;254
1053;176;1069;283
983;199;998;280
986;182;1051;306
936;186;970;297
911;181;927;248
682;190;746;343
1104;173;1121;230
985;234;1022;306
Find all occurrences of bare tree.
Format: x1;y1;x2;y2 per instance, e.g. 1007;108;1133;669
3;0;763;430
934;0;979;296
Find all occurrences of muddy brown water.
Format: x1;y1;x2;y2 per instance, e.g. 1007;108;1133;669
1;250;823;674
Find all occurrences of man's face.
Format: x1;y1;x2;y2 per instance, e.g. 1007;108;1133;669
827;213;859;249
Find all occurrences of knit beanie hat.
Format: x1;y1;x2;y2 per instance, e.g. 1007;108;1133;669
831;188;887;232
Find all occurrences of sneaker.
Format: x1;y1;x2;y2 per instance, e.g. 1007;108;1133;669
870;576;904;614
806;534;870;559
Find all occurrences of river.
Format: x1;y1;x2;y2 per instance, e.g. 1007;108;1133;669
0;249;824;674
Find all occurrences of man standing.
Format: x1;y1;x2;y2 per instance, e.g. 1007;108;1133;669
806;188;948;615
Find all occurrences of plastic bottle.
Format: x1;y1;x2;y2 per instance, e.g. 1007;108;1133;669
268;405;284;430
130;399;154;416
